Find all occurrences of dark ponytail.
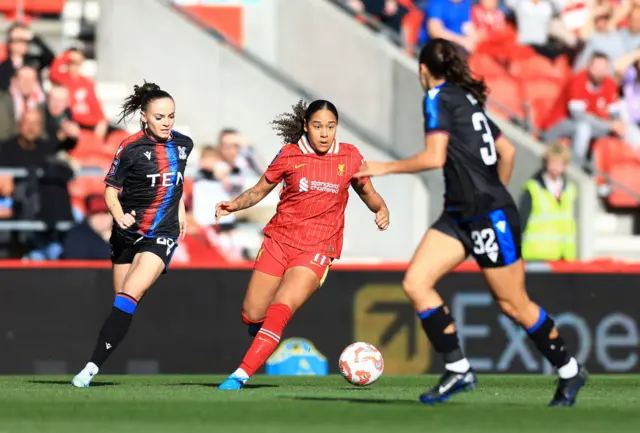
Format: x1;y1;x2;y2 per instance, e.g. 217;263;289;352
419;38;488;106
270;99;339;144
118;80;173;127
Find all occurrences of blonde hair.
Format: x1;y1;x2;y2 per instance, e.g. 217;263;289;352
544;144;571;164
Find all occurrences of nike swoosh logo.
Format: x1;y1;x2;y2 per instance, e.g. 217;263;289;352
295;164;306;169
309;261;322;267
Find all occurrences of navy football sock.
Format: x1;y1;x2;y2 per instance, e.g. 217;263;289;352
89;293;137;367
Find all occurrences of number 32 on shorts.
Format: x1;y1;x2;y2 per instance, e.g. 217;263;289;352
471;228;499;261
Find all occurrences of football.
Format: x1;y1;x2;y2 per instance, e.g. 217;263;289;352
338;342;384;386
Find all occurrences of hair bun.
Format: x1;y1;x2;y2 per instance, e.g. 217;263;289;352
133;81;161;96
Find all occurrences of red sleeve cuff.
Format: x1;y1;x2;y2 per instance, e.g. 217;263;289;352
264;172;279;184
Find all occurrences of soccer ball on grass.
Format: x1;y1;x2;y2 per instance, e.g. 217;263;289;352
338;342;384;386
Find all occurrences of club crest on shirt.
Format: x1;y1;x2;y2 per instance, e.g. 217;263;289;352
337;164;345;176
178;146;187;160
108;158;120;176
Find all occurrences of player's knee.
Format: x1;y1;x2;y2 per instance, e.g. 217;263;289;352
242;307;265;324
402;277;433;301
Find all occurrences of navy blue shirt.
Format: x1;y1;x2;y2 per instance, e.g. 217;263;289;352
423;82;515;219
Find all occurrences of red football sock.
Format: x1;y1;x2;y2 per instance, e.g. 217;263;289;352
239;303;292;377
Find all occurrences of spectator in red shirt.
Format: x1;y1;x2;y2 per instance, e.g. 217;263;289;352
472;0;506;40
543;52;624;167
49;48;109;140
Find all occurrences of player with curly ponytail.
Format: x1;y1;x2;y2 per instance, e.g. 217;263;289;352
215;99;389;390
71;81;194;388
356;38;588;406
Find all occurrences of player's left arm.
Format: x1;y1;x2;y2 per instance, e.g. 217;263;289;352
487;117;515;186
352;179;390;231
495;136;515;186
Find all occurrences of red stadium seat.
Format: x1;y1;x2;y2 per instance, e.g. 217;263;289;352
71;130;108;157
74;151;113;171
469;54;508;78
68;175;105;215
529;98;556;132
0;0;65;15
518;78;563;104
607;162;640;208
485;75;525;120
104;129;130;155
509;54;568;81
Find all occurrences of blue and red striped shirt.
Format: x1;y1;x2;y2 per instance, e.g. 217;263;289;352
104;129;194;238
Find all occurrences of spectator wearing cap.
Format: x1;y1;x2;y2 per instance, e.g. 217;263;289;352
0;65;45;142
0;23;55;91
49;48;111;141
61;194;112;260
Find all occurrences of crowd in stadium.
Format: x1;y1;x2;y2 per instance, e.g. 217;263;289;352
347;0;640;202
1;0;638;262
0;14;267;261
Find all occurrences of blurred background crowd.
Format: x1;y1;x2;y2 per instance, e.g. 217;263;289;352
0;0;638;263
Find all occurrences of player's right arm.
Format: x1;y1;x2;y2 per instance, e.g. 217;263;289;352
104;144;136;229
215;147;288;219
216;176;279;218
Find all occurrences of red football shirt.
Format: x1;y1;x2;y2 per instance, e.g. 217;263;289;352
263;136;369;259
543;70;619;130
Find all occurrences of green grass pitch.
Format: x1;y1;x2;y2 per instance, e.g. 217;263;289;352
1;375;639;433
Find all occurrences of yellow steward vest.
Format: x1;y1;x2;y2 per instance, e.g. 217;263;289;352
521;179;577;261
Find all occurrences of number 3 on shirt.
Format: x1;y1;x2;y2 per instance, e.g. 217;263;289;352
472;112;497;166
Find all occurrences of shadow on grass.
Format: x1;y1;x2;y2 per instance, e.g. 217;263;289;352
289;396;420;406
171;382;279;389
27;380;118;387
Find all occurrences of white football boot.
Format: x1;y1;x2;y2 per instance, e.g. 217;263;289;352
71;362;99;388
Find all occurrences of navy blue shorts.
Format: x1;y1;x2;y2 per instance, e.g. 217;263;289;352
109;227;178;274
432;206;522;268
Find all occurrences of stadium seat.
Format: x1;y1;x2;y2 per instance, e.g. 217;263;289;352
0;44;7;62
68;175;105;215
518;77;563;104
469;53;508;78
607;162;640;208
485;75;525;120
509;54;569;81
529;98;557;132
104;129;130;155
0;0;65;15
71;130;108;157
74;151;113;171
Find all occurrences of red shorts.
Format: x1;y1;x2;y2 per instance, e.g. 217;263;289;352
254;236;332;286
